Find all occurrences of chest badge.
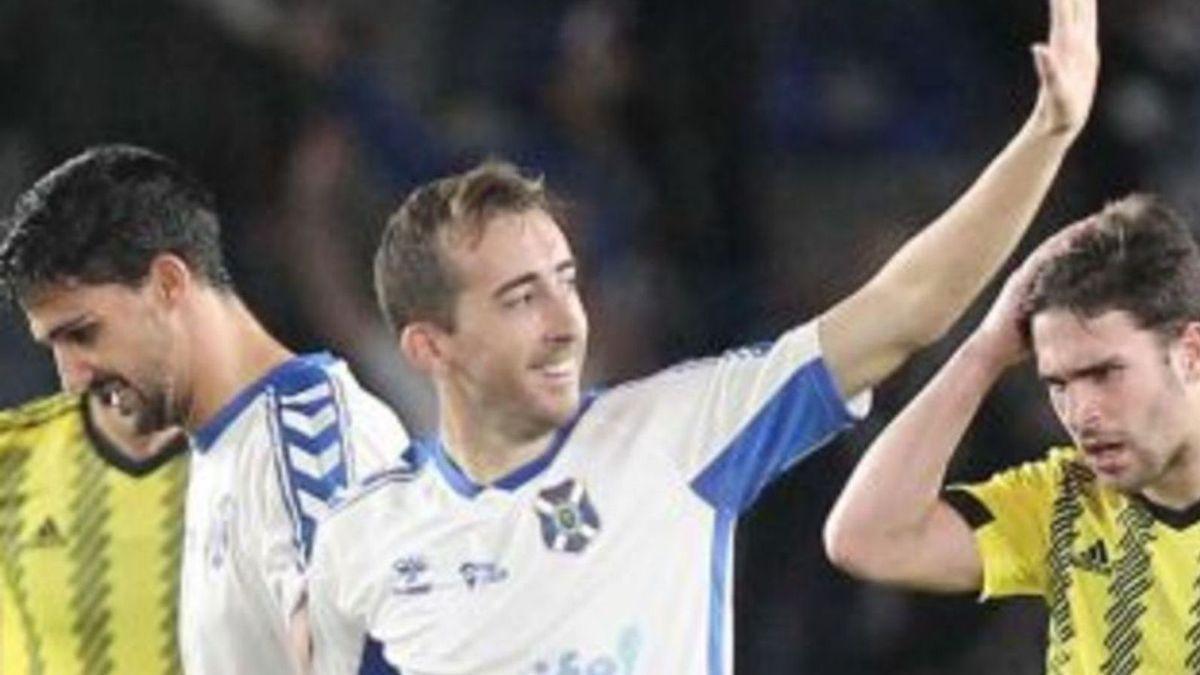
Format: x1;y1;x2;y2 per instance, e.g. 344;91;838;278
534;478;601;554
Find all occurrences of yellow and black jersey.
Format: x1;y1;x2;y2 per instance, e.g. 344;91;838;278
946;447;1200;675
0;393;187;675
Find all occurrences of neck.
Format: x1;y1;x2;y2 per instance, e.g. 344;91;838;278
437;394;558;487
184;292;294;430
1142;435;1200;511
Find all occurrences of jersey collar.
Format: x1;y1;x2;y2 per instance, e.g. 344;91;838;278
1131;493;1200;530
191;352;336;452
424;390;599;498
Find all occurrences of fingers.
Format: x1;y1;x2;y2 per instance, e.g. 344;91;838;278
1047;0;1098;49
1078;0;1098;40
1047;0;1066;45
1028;217;1095;270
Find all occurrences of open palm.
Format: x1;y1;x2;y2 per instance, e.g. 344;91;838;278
1032;0;1100;138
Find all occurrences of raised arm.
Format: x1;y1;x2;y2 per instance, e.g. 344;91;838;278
823;223;1086;591
819;0;1098;398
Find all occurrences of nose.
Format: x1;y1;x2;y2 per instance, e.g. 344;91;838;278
52;345;96;394
543;286;586;344
1062;382;1102;436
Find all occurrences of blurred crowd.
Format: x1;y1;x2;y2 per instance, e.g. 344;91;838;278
0;0;1197;671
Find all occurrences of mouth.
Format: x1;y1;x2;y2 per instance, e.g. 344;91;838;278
530;356;578;383
1080;440;1126;474
92;378;141;417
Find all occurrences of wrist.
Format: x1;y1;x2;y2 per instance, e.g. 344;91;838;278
959;332;1021;379
1023;102;1083;147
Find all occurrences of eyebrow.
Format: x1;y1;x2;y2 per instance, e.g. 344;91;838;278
490;259;576;299
1038;357;1122;384
39;314;92;345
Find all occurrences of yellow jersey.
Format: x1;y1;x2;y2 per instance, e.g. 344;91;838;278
0;394;187;675
948;447;1200;675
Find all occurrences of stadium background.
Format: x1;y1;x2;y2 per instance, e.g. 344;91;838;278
0;0;1196;671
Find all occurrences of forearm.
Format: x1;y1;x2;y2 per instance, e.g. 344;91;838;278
822;114;1081;398
824;336;1008;580
875;112;1076;344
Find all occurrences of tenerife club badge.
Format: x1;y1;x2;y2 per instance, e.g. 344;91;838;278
534;478;601;553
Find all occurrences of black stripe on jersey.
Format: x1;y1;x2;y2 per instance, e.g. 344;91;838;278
1100;502;1155;675
66;440;116;672
942;489;994;529
1186;549;1200;671
156;460;188;672
1047;461;1092;659
0;446;46;673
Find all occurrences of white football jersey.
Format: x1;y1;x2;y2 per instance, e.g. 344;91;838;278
180;353;409;675
308;322;867;675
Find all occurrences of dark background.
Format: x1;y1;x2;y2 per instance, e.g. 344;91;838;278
1;1;1197;671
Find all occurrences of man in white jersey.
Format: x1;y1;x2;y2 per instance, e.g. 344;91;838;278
308;0;1098;672
0;145;409;674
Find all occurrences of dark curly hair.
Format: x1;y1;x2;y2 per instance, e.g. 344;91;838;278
0;144;232;302
1023;194;1200;342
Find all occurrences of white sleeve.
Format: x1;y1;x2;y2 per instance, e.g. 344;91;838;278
601;320;869;513
342;387;411;482
255;435;309;630
308;527;371;675
265;368;409;668
272;369;409;564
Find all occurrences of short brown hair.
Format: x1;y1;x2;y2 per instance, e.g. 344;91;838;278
374;160;562;331
1023;194;1200;341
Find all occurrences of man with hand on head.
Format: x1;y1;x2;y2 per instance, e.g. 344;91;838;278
825;195;1200;673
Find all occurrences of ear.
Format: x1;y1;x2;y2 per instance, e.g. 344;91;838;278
145;253;193;307
400;322;450;376
1176;321;1200;383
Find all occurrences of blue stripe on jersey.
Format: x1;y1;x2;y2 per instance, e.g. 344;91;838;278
270;356;352;560
193;353;336;451
707;508;737;675
690;358;855;513
358;636;401;674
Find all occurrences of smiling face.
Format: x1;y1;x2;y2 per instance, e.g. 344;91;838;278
428;208;588;440
1032;308;1200;495
24;278;186;435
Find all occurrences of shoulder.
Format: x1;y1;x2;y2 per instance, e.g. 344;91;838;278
314;455;428;566
0;393;80;439
327;447;427;519
273;356;407;442
1038;446;1094;489
992;446;1090;485
957;446;1095;509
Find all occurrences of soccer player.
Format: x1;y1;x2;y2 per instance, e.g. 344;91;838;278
0;145;410;674
304;0;1099;671
825;194;1200;673
1;392;186;674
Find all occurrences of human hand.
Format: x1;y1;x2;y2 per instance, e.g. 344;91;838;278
1029;0;1100;139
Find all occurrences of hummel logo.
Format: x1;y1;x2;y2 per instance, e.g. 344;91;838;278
1071;540;1111;574
29;517;66;548
392;555;432;596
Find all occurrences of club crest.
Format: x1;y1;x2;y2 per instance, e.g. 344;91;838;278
534;478;601;553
